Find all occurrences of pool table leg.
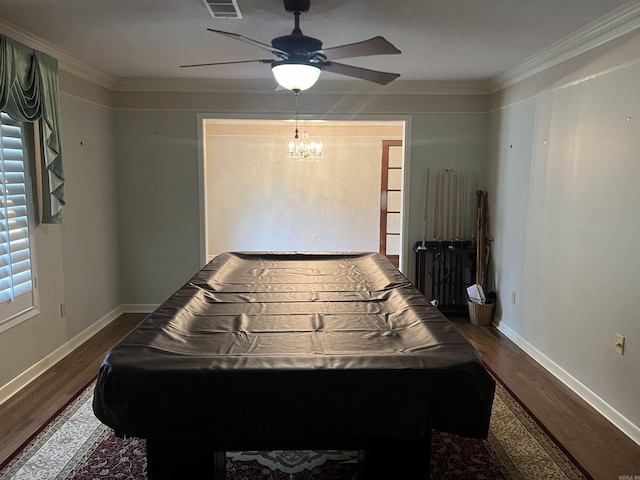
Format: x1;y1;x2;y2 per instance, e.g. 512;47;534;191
361;432;431;479
214;449;226;478
146;438;222;479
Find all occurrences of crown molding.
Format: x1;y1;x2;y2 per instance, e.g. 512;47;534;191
113;77;489;96
0;18;117;90
489;1;640;93
309;80;490;96
113;78;279;93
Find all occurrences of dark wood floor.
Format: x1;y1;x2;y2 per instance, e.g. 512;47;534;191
1;312;639;478
449;314;640;479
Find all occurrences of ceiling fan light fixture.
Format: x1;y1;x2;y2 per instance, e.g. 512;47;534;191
272;62;321;92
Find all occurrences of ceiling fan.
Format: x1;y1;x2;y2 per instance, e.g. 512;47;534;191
182;0;401;92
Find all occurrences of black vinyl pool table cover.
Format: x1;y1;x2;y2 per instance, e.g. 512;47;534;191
93;252;495;446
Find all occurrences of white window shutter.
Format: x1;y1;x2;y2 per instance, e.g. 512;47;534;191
0;112;36;321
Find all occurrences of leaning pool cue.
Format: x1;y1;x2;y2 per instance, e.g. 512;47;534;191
422;168;430;244
434;170;441;240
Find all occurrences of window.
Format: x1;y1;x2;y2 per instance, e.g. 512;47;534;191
0;112;39;330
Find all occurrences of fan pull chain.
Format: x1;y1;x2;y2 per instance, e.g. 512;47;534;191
294;93;299;139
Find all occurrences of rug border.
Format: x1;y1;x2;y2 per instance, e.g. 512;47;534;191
0;375;98;471
483;362;594;480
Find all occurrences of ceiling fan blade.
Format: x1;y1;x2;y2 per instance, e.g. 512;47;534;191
181;59;273;68
207;28;288;57
322;62;400;85
316;36;401;60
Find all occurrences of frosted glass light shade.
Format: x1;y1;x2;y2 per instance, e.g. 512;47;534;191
272;63;321;92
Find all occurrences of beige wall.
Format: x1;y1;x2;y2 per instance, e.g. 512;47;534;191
61;95;120;335
487;28;640;439
0;87;120;391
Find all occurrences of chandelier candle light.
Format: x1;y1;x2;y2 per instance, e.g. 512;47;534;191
288;129;322;161
288;92;322;161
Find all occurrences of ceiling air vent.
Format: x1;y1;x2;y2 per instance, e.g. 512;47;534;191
203;0;243;19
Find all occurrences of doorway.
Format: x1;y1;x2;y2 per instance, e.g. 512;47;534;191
201;119;406;268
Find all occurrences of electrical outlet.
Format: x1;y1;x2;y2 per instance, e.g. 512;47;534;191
511;291;516;305
615;334;625;355
60;303;66;317
313;235;319;243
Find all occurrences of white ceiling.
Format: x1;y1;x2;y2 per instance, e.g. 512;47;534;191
0;0;636;89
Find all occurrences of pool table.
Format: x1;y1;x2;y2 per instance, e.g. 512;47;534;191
93;252;495;479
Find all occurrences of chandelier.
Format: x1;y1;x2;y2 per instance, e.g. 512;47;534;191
288;129;323;162
287;92;322;162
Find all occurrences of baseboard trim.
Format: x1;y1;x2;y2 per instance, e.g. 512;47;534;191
0;305;126;405
496;321;640;447
0;304;158;404
120;304;157;314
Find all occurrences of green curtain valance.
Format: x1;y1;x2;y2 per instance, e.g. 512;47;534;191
0;34;64;224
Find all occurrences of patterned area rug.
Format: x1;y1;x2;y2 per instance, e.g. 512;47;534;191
1;381;587;480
